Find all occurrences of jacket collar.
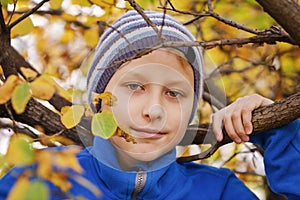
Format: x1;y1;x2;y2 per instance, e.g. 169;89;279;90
87;136;178;199
90;136;176;172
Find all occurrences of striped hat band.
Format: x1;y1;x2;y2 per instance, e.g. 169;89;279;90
87;10;203;116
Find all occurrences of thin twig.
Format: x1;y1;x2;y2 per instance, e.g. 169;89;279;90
125;0;161;39
8;0;49;29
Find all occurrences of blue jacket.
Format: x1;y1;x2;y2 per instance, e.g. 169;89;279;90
0;119;299;199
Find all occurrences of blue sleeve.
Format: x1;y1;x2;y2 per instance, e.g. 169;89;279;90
0;167;23;200
221;171;259;199
250;119;300;199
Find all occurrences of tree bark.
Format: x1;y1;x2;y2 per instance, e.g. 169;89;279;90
189;92;300;145
256;0;300;46
0;99;93;146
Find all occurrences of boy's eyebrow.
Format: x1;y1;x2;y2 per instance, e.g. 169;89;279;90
121;71;193;88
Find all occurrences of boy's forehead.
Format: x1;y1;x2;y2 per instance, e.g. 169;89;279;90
116;63;194;87
119;49;193;74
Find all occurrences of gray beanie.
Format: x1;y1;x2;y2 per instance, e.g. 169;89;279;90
87;10;203;118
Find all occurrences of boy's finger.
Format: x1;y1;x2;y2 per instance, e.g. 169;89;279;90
224;115;242;143
241;109;253;135
212;113;224;142
231;111;249;142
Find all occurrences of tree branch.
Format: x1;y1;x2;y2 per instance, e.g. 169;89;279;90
255;0;300;46
8;0;49;29
178;92;300;162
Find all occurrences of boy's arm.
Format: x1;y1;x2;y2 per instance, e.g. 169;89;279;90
0;167;23;199
212;94;300;198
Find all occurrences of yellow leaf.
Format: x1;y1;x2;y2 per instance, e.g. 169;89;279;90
20;67;38;80
6;136;34;166
0;75;19;104
90;0;115;7
30;76;55;100
36;150;52;180
11;82;31;114
7;176;30;200
10;15;34;38
60;29;76;43
49;171;72;192
92;91;117;108
71;0;91;6
84;28;99;48
0;65;3;75
49;0;63;9
91;110;117;139
55;147;83;173
37;74;71;101
61;105;85;129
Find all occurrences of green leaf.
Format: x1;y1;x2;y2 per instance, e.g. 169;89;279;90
7;178;49;200
11;82;31;114
6;136;34;166
60;105;85;129
0;0;9;8
24;180;49;200
92;110;117;139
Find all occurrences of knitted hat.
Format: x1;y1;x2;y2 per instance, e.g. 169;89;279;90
87;10;203;119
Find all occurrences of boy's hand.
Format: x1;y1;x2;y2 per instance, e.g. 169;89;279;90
212;94;273;143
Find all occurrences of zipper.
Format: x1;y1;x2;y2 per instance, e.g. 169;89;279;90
131;168;147;200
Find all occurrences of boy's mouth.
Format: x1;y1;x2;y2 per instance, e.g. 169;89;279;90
131;128;166;139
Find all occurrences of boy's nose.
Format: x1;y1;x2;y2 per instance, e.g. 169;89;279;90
143;104;165;121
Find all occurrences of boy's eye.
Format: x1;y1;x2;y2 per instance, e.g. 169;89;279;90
127;83;144;91
166;90;183;98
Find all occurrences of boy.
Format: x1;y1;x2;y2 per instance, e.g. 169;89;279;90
0;10;299;199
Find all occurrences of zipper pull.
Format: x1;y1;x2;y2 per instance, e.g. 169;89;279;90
131;168;147;200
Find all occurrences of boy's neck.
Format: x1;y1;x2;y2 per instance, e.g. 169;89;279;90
115;149;144;171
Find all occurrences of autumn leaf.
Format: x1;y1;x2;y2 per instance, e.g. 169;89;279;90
7;176;30;200
6;173;49;199
39;134;75;146
36;150;52;180
0;0;9;8
10;15;34;38
30;76;56;100
11;82;31;114
35;147;82;193
55;147;83;173
20;67;38;81
37;74;71;101
92;91;117;108
72;0;91;6
84;28;99;48
92;110;117;139
0;75;19;104
6;136;34;166
50;0;63;9
60;29;76;43
24;180;50;200
61;105;85;129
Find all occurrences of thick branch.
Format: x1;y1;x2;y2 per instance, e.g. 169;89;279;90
0;99;93;146
178;92;300;162
190;92;300;144
256;0;300;46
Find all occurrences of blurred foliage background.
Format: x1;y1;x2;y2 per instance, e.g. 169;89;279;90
0;0;299;199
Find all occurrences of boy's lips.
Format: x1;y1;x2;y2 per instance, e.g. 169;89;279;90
131;128;166;139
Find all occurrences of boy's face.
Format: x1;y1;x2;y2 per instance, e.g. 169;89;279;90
103;49;195;163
